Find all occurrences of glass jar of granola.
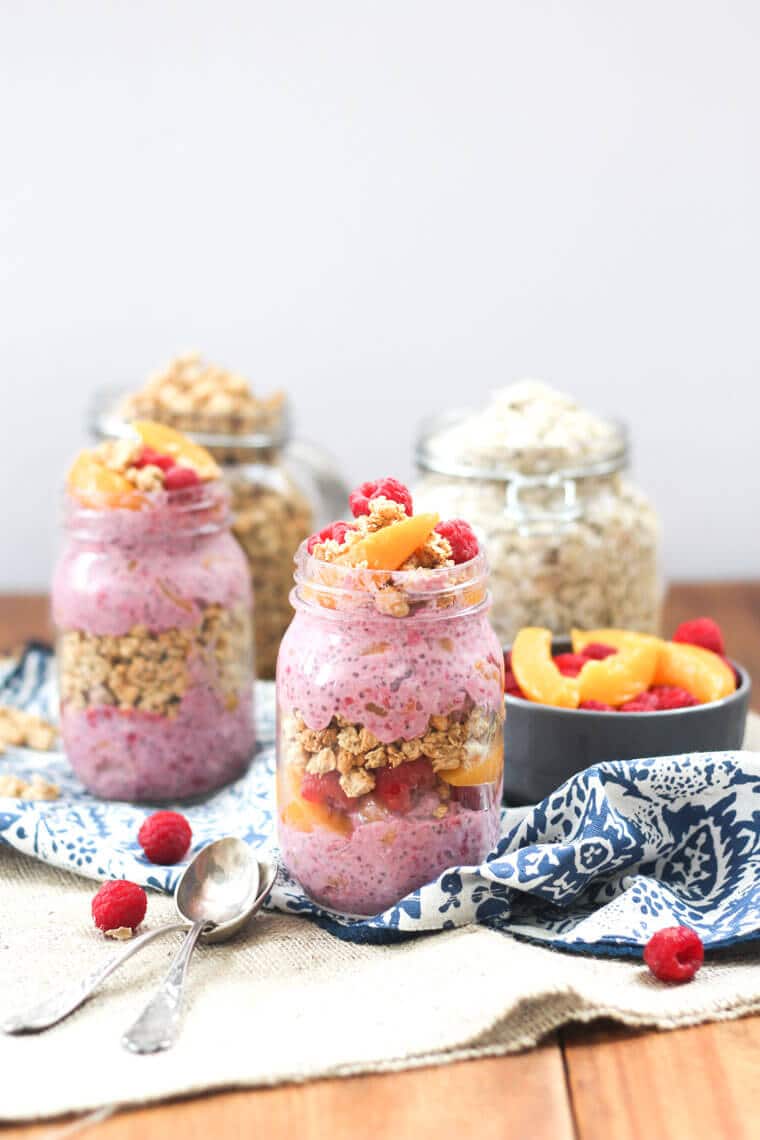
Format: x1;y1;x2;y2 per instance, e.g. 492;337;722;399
52;426;255;801
276;483;504;917
414;382;662;648
91;353;347;679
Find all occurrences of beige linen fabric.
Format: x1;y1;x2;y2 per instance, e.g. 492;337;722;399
1;714;759;1122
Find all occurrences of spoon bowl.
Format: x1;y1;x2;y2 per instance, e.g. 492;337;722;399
178;836;260;943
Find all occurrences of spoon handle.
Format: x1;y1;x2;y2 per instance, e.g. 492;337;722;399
121;920;206;1054
1;922;188;1034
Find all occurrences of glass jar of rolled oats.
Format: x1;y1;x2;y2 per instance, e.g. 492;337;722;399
53;435;255;802
91;354;348;679
414;382;662;647
277;545;504;917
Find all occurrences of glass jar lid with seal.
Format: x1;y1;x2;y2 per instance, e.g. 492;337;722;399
90;353;348;679
414;381;662;647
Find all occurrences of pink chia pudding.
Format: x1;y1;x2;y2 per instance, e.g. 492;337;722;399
276;487;504;916
53;433;255;801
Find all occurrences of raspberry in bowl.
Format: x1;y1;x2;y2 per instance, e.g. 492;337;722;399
276;479;505;916
52;423;255;802
503;620;750;804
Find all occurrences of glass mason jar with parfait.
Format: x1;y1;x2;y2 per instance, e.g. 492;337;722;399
276;481;505;917
414;382;662;648
91;353;347;678
53;425;255;801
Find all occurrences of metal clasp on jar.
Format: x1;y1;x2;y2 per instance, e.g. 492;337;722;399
504;473;582;536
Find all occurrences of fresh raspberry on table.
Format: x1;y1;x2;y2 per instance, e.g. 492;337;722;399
553;653;589;678
672;617;725;656
581;642;618;661
134;446;174;472
138;811;193;865
434;519;479;564
164;465;200;491
301;771;353;812
579;699;615;711
644;926;704;983
306;521;356;554
91;880;147;933
620;691;661;712
375;758;436;813
348;478;413;518
650;685;699;710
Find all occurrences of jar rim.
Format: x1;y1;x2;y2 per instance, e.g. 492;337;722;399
63;480;231;540
415;409;630;482
89;386;292;453
292;543;491;620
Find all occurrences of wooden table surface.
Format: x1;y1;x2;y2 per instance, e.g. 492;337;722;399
2;584;759;1140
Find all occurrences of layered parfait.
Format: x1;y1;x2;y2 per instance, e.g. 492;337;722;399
53;422;255;801
276;477;505;916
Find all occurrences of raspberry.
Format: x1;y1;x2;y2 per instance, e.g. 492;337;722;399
164;465;200;491
301;771;353;812
581;642;618;661
650;685;699;710
673;617;725;656
434;519;479;564
349;478;413;518
91;880;147;933
134;446;174;472
375;758;436;813
579;699;615;711
138;811;193;864
306;521;356;555
620;691;660;712
644;926;704;983
553;653;588;678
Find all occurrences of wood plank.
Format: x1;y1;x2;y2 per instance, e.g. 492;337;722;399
564;1017;760;1140
0;1047;576;1140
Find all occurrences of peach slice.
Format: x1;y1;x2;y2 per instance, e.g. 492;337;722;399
577;640;659;706
66;453;142;510
338;513;439;571
440;738;504;787
653;641;735;704
132;421;220;480
511;627;580;709
571;627;662;655
278;766;351;836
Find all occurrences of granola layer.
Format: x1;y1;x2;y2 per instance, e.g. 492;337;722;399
59;604;252;717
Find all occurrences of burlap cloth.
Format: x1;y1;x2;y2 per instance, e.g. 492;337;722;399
2;714;760;1122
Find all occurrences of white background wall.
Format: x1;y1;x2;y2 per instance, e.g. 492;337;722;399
1;0;758;589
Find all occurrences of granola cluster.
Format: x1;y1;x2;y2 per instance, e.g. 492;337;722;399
282;705;502;800
121;352;286;438
59;604;252;717
416;382;661;643
228;474;313;678
0;706;57;752
0;772;59;800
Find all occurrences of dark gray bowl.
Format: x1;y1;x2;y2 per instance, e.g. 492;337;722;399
503;639;751;805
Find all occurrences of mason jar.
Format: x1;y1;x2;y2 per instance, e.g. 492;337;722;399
52;479;255;801
91;385;347;679
414;389;662;647
276;545;505;916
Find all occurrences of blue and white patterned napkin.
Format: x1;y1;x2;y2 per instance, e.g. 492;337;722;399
1;646;759;955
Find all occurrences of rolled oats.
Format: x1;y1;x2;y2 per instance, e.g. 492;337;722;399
415;381;662;644
0;706;57;751
0;772;60;800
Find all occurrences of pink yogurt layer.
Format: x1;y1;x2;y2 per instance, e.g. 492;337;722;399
277;608;504;742
61;684;254;802
280;786;501;916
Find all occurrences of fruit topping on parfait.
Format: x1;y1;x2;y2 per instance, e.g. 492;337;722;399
276;478;504;916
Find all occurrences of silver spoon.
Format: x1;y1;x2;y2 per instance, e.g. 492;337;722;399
2;841;274;1037
122;840;273;1054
